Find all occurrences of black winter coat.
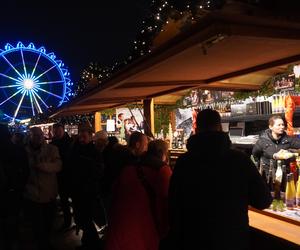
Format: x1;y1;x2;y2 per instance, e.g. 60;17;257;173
168;131;272;250
252;129;300;172
0;143;29;217
69;142;104;198
51;133;73;191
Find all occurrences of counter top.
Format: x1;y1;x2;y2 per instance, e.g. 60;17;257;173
249;209;300;245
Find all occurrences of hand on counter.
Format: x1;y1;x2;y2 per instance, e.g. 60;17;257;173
273;149;298;160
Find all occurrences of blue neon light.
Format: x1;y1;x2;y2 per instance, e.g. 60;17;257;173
0;42;74;121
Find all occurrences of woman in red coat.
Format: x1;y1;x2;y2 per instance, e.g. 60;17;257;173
104;139;172;250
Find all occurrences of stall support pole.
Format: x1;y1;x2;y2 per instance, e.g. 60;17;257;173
95;111;101;132
143;98;155;137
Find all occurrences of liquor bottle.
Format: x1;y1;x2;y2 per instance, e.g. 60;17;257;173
296;169;300;207
171;136;177;149
268;160;275;198
285;173;296;210
274;160;283;200
289;161;298;184
177;136;183;149
271;95;276;114
280;163;287;202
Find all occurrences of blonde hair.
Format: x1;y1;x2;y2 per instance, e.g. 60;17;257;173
147;139;169;161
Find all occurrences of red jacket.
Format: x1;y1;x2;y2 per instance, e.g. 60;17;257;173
104;163;172;250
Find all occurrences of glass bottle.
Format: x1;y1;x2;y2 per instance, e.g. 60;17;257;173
268;160;275;198
296;169;300;208
285;173;296;210
274;160;283;200
280;163;287;202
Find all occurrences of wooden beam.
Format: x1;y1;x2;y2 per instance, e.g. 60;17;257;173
205;54;300;83
143;98;155;137
94;112;101;132
79;97;142;106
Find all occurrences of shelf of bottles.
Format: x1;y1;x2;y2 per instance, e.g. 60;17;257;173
193;92;300;123
260;153;300;224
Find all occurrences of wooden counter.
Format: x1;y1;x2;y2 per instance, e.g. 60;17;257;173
249;209;300;245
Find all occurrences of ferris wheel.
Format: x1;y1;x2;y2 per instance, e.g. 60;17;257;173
0;41;73;121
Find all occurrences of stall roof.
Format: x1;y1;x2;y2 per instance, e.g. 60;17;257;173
52;11;300;117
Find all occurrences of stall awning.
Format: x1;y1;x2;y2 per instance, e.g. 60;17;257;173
52;11;300;117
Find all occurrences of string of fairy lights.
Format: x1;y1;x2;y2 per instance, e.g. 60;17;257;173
75;0;220;97
32;0;290;125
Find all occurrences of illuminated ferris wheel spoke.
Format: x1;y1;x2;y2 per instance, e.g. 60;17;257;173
1;54;24;79
0;42;74;120
29;92;35;116
37;80;64;85
35;87;63;99
20;49;28;78
33;64;57;81
31;53;42;77
0;89;22;106
32;90;49;108
13;91;26;119
31;91;43;113
0;84;22;89
31;93;41;114
0;72;22;82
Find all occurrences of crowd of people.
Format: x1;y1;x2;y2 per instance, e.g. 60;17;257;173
0;109;281;250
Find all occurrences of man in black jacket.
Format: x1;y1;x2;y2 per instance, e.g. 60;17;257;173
69;127;105;250
0;124;29;250
51;123;73;230
252;115;300;180
168;109;272;250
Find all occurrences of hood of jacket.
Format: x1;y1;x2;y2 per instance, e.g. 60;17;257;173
186;131;231;155
140;153;166;170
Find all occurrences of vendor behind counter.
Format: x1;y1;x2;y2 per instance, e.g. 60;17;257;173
252;115;300;179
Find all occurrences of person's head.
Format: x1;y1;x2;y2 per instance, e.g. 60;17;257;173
269;115;285;136
29;127;45;147
147;139;169;163
196;109;222;133
118;113;124;121
78;127;93;145
0;124;11;145
94;130;108;151
52;123;65;139
11;132;24;145
128;131;148;156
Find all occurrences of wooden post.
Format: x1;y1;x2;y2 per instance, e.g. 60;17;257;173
94;111;101;132
143;98;155;137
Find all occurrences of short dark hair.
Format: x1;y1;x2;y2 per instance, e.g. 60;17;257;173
128;131;146;148
196;109;221;133
268;115;284;126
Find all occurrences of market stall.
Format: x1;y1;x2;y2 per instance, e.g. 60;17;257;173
51;10;300;246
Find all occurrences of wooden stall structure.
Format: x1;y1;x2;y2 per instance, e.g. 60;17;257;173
51;9;300;246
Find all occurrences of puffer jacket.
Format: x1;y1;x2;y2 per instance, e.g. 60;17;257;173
24;143;62;203
169;131;272;250
252;129;300;171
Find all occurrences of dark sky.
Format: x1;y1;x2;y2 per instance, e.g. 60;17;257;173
0;1;151;82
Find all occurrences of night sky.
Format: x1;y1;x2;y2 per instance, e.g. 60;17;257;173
0;1;151;82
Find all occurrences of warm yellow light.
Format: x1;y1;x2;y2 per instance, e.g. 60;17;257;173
293;65;300;78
